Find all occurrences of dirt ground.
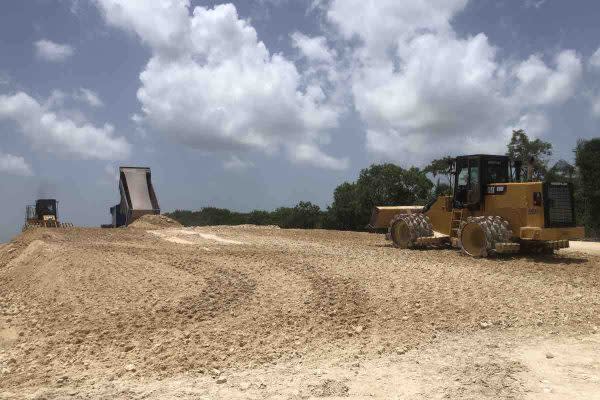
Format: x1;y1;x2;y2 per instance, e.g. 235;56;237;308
1;225;600;399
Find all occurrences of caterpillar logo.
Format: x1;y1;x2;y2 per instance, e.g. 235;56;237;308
486;185;507;195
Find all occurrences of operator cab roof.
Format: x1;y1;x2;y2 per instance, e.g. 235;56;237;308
455;154;508;159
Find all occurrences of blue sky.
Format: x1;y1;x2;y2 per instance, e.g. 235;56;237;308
0;0;599;241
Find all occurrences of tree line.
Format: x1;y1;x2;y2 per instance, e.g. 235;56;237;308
166;131;600;237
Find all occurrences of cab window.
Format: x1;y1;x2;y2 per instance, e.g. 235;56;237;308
469;165;479;187
486;159;508;184
457;167;469;187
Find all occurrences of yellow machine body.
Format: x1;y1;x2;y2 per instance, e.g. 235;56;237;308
369;154;585;253
423;182;584;241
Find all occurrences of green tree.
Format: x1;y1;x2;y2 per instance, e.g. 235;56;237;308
432;180;452;197
424;156;454;188
279;201;323;229
325;182;361;230
506;129;553;180
575;138;600;236
246;210;273;225
545;159;576;183
326;163;433;230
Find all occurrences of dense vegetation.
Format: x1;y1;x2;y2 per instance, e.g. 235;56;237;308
167;131;600;236
168;202;325;229
575;138;600;236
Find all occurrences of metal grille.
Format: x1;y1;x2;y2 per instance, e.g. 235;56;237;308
546;183;574;227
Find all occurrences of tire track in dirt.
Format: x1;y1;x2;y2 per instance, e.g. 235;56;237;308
3;226;600;396
176;268;257;321
299;264;372;334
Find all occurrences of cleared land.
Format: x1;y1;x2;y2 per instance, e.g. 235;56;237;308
1;223;600;399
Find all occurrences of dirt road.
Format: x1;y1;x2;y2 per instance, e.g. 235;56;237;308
1;224;599;399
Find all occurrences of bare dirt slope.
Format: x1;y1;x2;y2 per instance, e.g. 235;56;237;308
1;226;600;399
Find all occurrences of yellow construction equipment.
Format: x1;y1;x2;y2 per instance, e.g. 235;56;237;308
369;154;585;257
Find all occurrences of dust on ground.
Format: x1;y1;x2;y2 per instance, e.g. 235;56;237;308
565;240;600;256
127;214;182;229
1;225;599;399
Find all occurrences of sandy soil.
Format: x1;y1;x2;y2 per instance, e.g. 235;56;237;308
565;241;600;256
1;226;600;399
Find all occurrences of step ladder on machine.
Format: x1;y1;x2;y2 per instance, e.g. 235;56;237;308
450;209;464;247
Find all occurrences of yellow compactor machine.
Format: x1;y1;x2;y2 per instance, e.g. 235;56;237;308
369;154;585;257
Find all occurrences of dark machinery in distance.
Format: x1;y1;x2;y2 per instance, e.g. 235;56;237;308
104;166;160;228
23;199;73;230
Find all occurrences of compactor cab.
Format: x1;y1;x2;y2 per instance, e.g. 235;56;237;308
370;153;585;257
453;155;510;210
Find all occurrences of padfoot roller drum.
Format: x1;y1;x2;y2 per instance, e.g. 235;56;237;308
388;213;433;248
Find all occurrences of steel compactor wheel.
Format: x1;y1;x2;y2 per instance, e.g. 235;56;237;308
458;216;514;257
388;213;434;248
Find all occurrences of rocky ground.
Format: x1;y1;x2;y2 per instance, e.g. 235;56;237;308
1;222;599;399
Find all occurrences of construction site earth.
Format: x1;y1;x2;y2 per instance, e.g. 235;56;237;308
1;216;600;399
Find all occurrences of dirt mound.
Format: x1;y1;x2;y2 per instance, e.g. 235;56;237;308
128;214;182;229
1;226;600;399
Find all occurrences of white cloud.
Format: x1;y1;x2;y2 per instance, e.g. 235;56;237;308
94;1;346;170
45;89;68;108
512;113;550;137
590;48;600;69
513;50;582;106
291;32;335;64
0;152;33;176
328;0;468;58
288;143;349;170
34;39;74;62
591;95;600;118
0;91;130;160
103;164;119;183
524;0;547;9
64;0;82;14
74;88;104;107
223;155;253;171
324;0;582;165
94;0;191;55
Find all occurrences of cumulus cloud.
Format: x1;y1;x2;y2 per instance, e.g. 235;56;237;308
291;32;336;64
512;113;550;137
590;48;600;69
103;164;119;183
223;155;253;171
288;143;349;170
524;0;547;9
34;39;74;62
95;0;191;55
513;50;582;106
324;0;582;165
94;1;346;170
0;152;33;176
328;0;468;58
74;88;104;107
591;95;600;118
0;91;130;160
